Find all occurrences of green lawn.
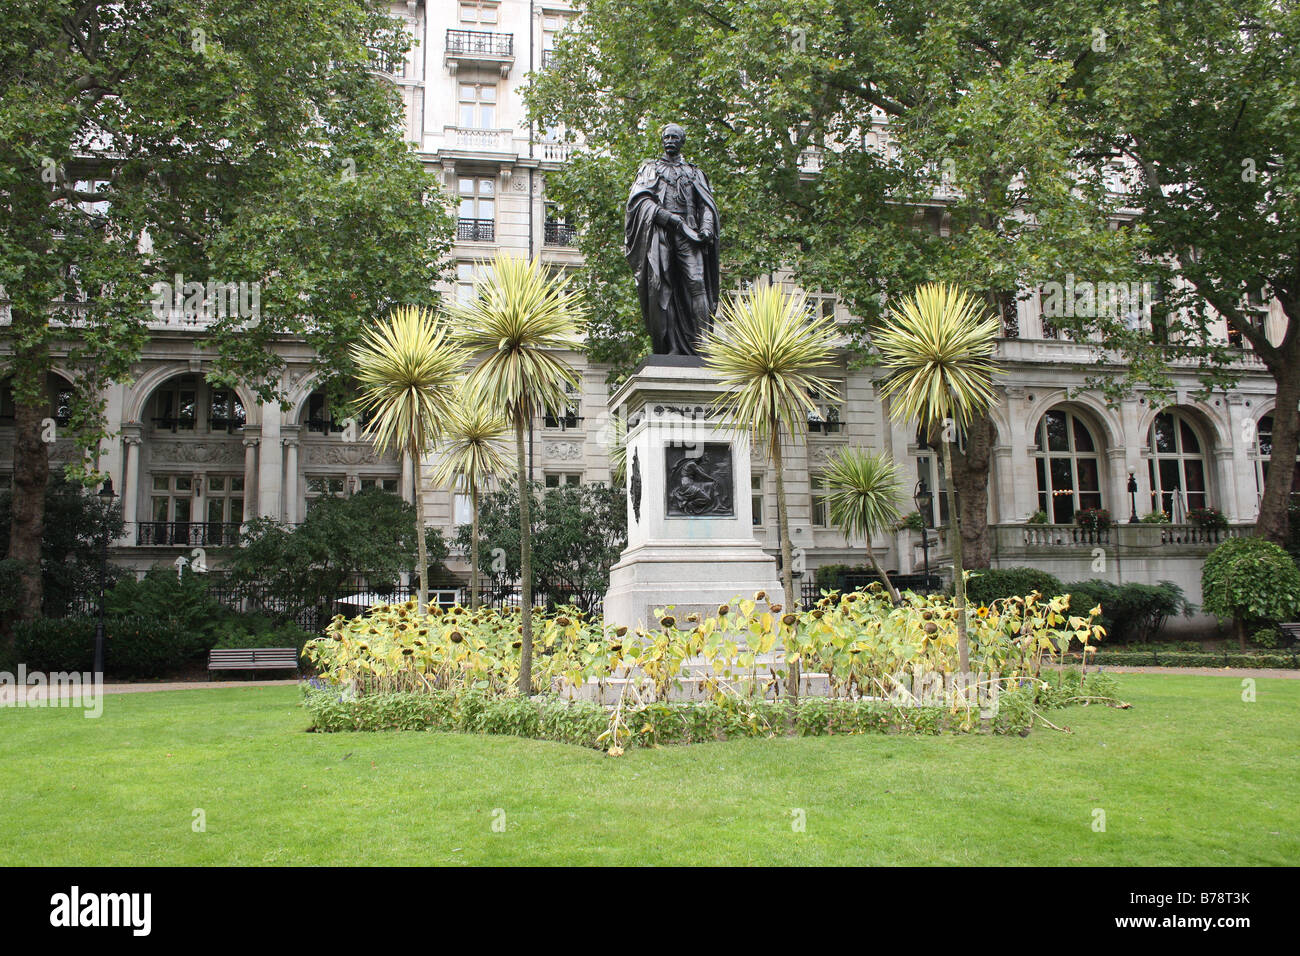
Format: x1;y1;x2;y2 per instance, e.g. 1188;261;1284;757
1;674;1296;866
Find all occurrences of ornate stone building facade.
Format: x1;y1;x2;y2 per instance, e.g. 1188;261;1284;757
1;0;1291;627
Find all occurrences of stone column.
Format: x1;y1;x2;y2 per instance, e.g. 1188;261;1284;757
401;449;415;504
1213;448;1237;522
119;426;143;545
241;433;260;528
257;403;283;518
282;428;300;524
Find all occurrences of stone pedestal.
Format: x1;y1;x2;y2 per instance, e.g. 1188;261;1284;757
603;358;783;628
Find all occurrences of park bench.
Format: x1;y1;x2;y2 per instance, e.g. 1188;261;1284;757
1280;623;1300;644
208;647;300;678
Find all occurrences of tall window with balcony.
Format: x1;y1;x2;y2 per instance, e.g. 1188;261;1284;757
203;475;244;544
1253;413;1300;508
544;202;576;246
458;176;496;242
146;474;192;545
209;388;246;434
541;10;572;69
807;386;841;435
1147;410;1209;518
1033;408;1102;524
152;378;198;432
455;260;493;305
914;427;958;527
810;473;829;527
543;381;580;430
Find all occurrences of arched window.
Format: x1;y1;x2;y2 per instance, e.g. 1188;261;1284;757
1146;410;1208;518
1253;413;1300;506
1033;408;1102;523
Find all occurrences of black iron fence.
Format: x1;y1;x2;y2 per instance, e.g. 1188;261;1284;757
801;572;943;607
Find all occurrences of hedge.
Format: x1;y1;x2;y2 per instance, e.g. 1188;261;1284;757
1070;650;1300;669
12;616;210;678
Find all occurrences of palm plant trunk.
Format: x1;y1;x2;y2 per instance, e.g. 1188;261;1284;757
515;413;533;694
867;551;901;605
772;426;798;704
942;437;971;675
470;483;480;610
413;439;428;610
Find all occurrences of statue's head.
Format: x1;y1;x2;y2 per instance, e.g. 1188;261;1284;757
661;123;685;157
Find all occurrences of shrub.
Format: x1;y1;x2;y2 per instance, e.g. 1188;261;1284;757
1075;508;1111;531
1202;536;1300;649
107;565;229;642
1187;507;1228;530
965;567;1064;607
210;615;314;654
1251;625;1280;649
814;564;852;590
1140;511;1171;524
1061;580;1192;643
13;616;209;678
1026;510;1050;525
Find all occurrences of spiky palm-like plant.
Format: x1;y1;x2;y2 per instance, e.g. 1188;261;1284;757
823;447;905;604
874;282;999;673
451;253;585;694
430;395;514;609
703;283;838;701
351;305;467;610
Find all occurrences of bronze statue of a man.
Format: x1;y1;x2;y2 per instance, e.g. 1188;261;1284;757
625;123;721;355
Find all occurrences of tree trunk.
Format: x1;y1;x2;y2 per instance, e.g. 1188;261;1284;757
1235;615;1247;652
772;429;798;704
943;437;971;676
950;412;994;568
413;439;428;610
516;414;533;695
470;483;480;609
1256;340;1300;546
6;368;51;630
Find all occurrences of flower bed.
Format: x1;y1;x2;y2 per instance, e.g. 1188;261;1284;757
303;668;1121;747
303;587;1119;751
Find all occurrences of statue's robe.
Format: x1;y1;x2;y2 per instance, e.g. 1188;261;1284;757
625;158;721;355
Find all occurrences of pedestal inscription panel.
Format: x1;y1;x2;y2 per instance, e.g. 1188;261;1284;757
664;443;734;516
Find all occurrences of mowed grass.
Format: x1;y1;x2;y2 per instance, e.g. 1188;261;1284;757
1;674;1296;866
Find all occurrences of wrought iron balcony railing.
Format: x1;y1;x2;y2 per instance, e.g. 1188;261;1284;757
136;521;242;547
543;221;578;246
446;29;514;58
457;218;495;242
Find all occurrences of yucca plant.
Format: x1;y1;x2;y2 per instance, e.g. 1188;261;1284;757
703;283;838;701
874;282;999;674
430;394;515;609
823;447;905;604
351;305;467;610
451;252;586;694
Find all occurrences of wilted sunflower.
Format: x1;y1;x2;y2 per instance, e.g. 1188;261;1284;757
660;615;676;629
781;613;797;627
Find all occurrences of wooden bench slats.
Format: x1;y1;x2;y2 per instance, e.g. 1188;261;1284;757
208;647;300;675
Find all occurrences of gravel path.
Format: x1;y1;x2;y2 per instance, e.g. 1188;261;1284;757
2;678;299;704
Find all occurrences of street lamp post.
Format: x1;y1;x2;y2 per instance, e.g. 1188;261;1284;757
93;478;116;679
913;480;934;593
1127;466;1139;523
